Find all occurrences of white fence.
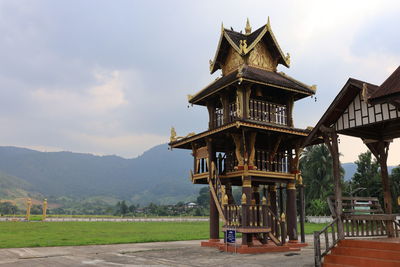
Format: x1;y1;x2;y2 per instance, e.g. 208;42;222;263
0;217;208;222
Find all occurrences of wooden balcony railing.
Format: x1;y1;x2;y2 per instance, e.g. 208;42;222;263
219;150;290;174
255;150;290;173
249;99;287;125
228;102;238;122
211;99;288;128
213;107;224;128
224;204;241;227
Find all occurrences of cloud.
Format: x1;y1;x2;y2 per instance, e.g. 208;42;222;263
66;132;168;158
0;0;400;161
31;69;127;114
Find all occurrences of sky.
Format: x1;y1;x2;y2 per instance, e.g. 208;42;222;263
0;0;399;164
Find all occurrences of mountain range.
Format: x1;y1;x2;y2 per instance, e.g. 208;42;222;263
0;144;196;205
0;145;397;206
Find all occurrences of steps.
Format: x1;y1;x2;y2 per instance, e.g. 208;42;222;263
323;239;400;267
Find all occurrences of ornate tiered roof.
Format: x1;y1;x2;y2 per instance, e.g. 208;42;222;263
209;18;290;74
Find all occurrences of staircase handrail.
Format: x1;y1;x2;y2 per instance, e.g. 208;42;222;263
314;217;340;267
266;206;286;245
208;161;226;223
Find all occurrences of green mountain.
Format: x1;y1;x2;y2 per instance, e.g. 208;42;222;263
0;144;196;205
342;162;395;181
0;172;35;199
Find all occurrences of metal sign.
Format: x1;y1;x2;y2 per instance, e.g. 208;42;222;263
226;229;236;243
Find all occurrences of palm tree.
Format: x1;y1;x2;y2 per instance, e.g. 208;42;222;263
300;144;334;202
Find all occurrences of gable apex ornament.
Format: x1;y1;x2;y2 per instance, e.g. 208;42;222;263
245;18;252;34
285;53;291;65
239;40;248;54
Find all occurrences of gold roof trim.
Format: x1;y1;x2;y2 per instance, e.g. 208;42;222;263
223;31;242;54
209;24;228;73
170;121;309;148
263;17;290;67
188;78;237;104
189;74;314;105
278;72;317;92
241;77;315;96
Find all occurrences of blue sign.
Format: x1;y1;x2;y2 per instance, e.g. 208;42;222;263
226;229;236;243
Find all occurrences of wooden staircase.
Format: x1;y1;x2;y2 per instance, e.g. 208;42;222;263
323;239;400;267
208;162;226;222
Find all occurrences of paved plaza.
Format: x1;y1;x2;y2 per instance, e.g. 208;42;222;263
0;236;316;267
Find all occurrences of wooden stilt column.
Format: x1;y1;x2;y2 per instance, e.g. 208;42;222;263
286;182;298;242
278;184;284;216
207;139;219;241
321;126;344;239
298;175;306;243
242;176;252;246
365;140;393;237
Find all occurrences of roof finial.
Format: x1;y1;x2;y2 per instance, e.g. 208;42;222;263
245;18;252;34
267;16;271;29
221;22;224;33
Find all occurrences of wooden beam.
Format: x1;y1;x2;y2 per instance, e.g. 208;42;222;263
322;127;344;239
363;140;393;237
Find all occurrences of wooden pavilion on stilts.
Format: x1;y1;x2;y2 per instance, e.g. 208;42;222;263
306;66;400;266
169;19;316;253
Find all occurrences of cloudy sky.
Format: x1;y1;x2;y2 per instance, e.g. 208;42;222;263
0;0;399;164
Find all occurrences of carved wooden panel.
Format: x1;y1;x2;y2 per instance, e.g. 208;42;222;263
335;93;400;131
248;42;277;71
221;47;244;75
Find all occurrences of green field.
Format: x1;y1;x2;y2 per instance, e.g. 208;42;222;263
0;221;327;248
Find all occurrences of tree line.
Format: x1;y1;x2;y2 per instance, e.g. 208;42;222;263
2;144;398;217
300;144;400;216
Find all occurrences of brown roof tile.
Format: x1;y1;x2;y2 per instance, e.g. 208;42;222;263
370;66;400;100
190;65;315;105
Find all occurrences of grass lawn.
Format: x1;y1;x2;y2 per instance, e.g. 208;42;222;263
0;221;327;248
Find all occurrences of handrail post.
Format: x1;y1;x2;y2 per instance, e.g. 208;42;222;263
314;231;321;267
280;214;286;245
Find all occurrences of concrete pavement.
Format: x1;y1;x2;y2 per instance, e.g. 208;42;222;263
0;236;317;266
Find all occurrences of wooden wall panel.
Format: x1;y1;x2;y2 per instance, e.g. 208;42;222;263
335;93;399;131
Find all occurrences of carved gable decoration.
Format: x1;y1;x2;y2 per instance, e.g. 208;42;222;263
248;42;277;72
221;47;245;75
209;19;291;75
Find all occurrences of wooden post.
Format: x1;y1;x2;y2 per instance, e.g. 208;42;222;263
207;139;219;241
365;140;394;237
220;92;229;124
286;182;298;242
242;176;252;246
278;184;284;216
206;101;215;129
321;126;344;239
286;96;294;127
243;85;251;120
298;176;306;243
